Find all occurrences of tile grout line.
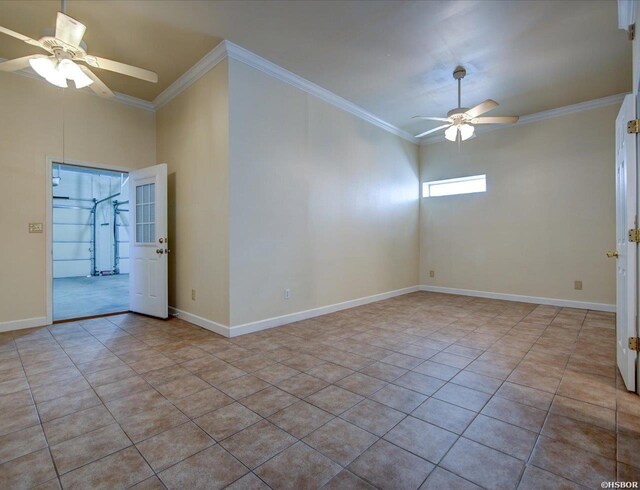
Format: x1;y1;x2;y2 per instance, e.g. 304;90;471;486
512;305;567;488
0;297;624;490
116;304;602;488
11;334;62;488
522;308;599;488
42;319;144;485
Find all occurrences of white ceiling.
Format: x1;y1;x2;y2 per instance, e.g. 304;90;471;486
0;0;631;135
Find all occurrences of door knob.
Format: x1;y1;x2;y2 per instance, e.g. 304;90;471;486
606;251;619;258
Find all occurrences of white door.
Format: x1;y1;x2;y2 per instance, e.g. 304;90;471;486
615;94;637;392
129;163;168;319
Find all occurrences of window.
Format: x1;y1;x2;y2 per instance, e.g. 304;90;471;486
135;183;155;243
422;174;486;198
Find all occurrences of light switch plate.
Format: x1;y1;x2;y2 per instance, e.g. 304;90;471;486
29;222;43;233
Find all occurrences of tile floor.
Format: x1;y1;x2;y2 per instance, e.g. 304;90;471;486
0;291;639;489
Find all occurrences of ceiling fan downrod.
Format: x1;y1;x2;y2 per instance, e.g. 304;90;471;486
453;66;466;109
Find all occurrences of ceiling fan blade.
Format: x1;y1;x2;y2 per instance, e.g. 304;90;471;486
0;55;45;72
412;116;452;123
465;99;499;118
79;65;114;98
0;25;44;48
471;116;519;124
55;12;86;47
83;55;158;83
415;124;452;138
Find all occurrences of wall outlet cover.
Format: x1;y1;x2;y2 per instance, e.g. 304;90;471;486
429;270;435;278
29;222;44;233
574;280;583;290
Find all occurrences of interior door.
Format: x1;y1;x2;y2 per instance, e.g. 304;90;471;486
615;94;637;392
129;163;168;319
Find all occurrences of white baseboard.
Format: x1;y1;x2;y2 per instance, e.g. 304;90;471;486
0;316;48;333
169;284;614;339
418;285;616;312
228;286;420;337
170;286;419;338
2;283;612;337
168;307;230;337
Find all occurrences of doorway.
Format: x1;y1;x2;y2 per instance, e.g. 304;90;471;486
51;162;130;321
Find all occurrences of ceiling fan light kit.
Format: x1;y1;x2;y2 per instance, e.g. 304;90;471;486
413;65;519;142
0;5;158;97
29;55;92;88
446;122;474;142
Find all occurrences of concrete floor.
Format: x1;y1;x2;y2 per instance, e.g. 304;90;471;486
53;274;129;320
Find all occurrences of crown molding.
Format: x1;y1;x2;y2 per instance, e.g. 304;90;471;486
151;40;417;143
152;40;228;109
223;41;418;144
3;47;625;147
112;92;155;111
419;93;627;145
3;44;418;143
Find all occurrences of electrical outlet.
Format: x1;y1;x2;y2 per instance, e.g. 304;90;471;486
429;270;435;278
574;280;583;290
191;289;196;301
284;288;291;300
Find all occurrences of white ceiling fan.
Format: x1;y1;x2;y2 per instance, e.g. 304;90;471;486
413;66;519;142
0;1;157;97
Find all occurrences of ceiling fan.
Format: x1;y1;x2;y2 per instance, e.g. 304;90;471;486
413;66;519;141
0;3;157;97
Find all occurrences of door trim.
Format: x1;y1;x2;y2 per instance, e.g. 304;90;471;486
45;157;134;325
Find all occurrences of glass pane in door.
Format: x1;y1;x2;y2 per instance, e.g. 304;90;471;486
135;183;156;244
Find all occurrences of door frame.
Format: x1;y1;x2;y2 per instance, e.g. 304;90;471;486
635;8;640;392
45;157;134;324
636;94;640;393
616;95;639;393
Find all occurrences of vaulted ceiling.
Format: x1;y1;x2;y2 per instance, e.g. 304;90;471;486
0;0;630;135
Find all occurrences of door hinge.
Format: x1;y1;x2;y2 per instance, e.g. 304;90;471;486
629;23;636;41
629;228;640;243
630;337;640;351
628;119;640;134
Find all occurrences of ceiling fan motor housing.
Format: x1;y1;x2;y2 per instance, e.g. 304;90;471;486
453;66;466;80
40;37;87;60
447;107;469;120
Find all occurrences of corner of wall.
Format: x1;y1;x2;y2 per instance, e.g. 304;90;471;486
156;59;231;330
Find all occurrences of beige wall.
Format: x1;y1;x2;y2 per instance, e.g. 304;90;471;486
228;59;419;326
419;104;618;305
0;71;156;325
156;60;230;326
0;53;620;329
